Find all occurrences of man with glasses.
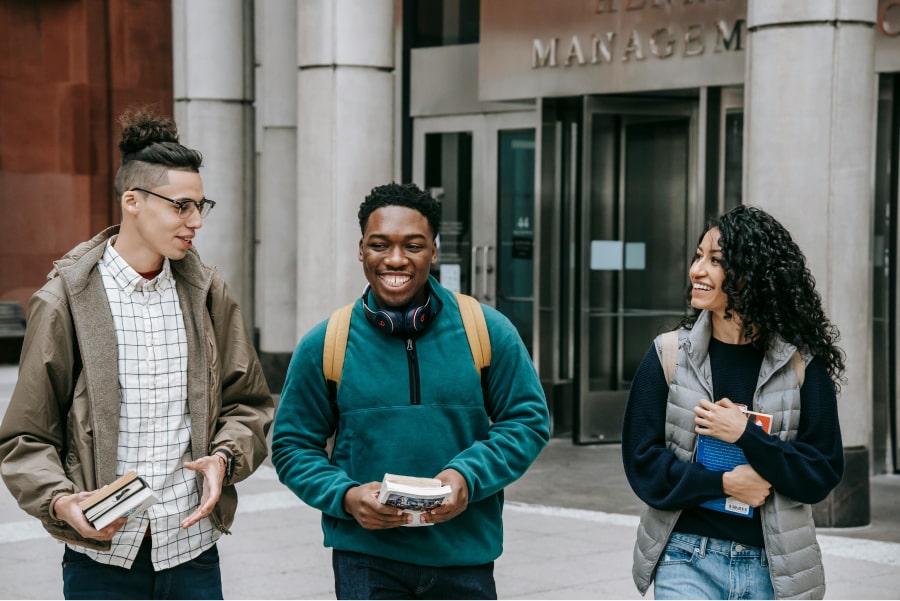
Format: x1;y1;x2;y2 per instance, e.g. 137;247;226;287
0;106;273;599
130;186;216;219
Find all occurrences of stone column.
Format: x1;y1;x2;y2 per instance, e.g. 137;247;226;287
172;0;256;325
255;0;298;390
744;1;878;525
295;0;395;338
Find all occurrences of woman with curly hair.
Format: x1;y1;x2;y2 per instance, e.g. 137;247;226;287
622;205;845;600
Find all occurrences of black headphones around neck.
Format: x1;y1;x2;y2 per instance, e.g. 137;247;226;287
361;286;433;336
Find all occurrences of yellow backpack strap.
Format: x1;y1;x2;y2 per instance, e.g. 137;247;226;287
660;330;679;386
323;303;354;399
455;292;492;415
455;292;491;372
792;351;806;388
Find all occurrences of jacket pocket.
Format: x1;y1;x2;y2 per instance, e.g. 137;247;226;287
63;372;93;489
204;312;221;435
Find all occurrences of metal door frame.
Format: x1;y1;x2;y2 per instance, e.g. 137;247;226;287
575;95;703;443
412;111;538;307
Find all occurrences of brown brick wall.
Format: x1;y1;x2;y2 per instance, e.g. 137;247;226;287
0;0;173;309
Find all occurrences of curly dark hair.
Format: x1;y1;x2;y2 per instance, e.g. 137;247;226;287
679;205;846;392
113;105;203;198
358;182;441;238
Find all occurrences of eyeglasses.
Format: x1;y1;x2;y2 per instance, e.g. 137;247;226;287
131;187;216;219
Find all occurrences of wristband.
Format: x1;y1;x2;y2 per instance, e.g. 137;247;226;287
214;449;234;478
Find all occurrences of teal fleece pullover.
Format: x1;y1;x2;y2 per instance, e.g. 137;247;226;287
272;277;550;566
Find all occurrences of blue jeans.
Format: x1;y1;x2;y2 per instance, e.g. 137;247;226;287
332;549;497;600
62;538;223;600
654;532;774;600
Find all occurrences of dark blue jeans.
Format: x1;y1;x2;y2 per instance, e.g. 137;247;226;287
332;549;497;600
62;538;223;600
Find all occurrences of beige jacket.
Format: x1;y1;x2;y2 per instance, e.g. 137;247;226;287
0;226;274;550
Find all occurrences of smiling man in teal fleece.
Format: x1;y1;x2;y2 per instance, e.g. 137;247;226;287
272;182;550;600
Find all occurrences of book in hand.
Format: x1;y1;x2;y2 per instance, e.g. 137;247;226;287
377;473;452;527
696;407;773;518
78;471;159;530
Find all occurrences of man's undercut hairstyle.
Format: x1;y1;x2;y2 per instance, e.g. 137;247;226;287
113;105;204;198
358;182;442;239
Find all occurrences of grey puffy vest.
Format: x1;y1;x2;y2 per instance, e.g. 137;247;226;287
631;310;826;600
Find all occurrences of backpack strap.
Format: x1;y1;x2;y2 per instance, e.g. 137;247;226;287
455;292;492;416
660;330;679;386
455;292;491;373
323;303;354;406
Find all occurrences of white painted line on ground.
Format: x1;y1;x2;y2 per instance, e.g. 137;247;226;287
504;501;900;567
3;491;899;568
505;501;640;528
816;534;900;567
0;519;49;544
0;486;311;545
234;489;309;514
249;464;280;481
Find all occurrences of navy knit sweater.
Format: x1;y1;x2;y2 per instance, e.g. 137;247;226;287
622;337;843;548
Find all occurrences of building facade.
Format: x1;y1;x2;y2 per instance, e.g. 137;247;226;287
2;0;899;526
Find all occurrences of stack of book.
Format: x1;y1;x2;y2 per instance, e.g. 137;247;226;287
696;408;773;518
79;471;159;529
377;473;452;527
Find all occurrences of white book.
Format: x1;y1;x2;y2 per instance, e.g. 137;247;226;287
377;473;452;527
79;471;159;529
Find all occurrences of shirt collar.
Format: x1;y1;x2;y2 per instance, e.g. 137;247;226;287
100;237;174;295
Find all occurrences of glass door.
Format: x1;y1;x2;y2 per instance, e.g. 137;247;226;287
576;97;701;443
497;129;536;354
874;74;899;473
413;111;538;349
423;131;474;294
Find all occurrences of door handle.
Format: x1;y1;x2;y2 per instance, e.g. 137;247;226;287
483;245;494;302
471;245;482;298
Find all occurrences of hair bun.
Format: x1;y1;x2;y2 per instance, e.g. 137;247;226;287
118;106;180;156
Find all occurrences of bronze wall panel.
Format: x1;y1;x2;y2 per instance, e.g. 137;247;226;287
0;0;173;310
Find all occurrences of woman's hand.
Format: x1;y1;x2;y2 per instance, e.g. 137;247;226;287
693;398;748;443
722;464;772;507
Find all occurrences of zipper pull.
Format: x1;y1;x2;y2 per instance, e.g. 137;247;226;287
406;338;413;351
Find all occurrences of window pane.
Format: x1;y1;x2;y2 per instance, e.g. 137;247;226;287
409;0;480;48
425;132;473;293
497;129;535;354
723;110;743;211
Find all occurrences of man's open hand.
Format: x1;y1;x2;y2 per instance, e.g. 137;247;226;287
181;454;226;528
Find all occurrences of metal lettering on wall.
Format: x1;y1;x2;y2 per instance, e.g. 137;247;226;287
480;0;748;100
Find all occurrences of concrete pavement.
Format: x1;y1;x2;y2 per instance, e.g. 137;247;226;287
1;364;898;599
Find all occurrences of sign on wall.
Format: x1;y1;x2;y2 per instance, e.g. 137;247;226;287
479;0;748;100
480;0;900;100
